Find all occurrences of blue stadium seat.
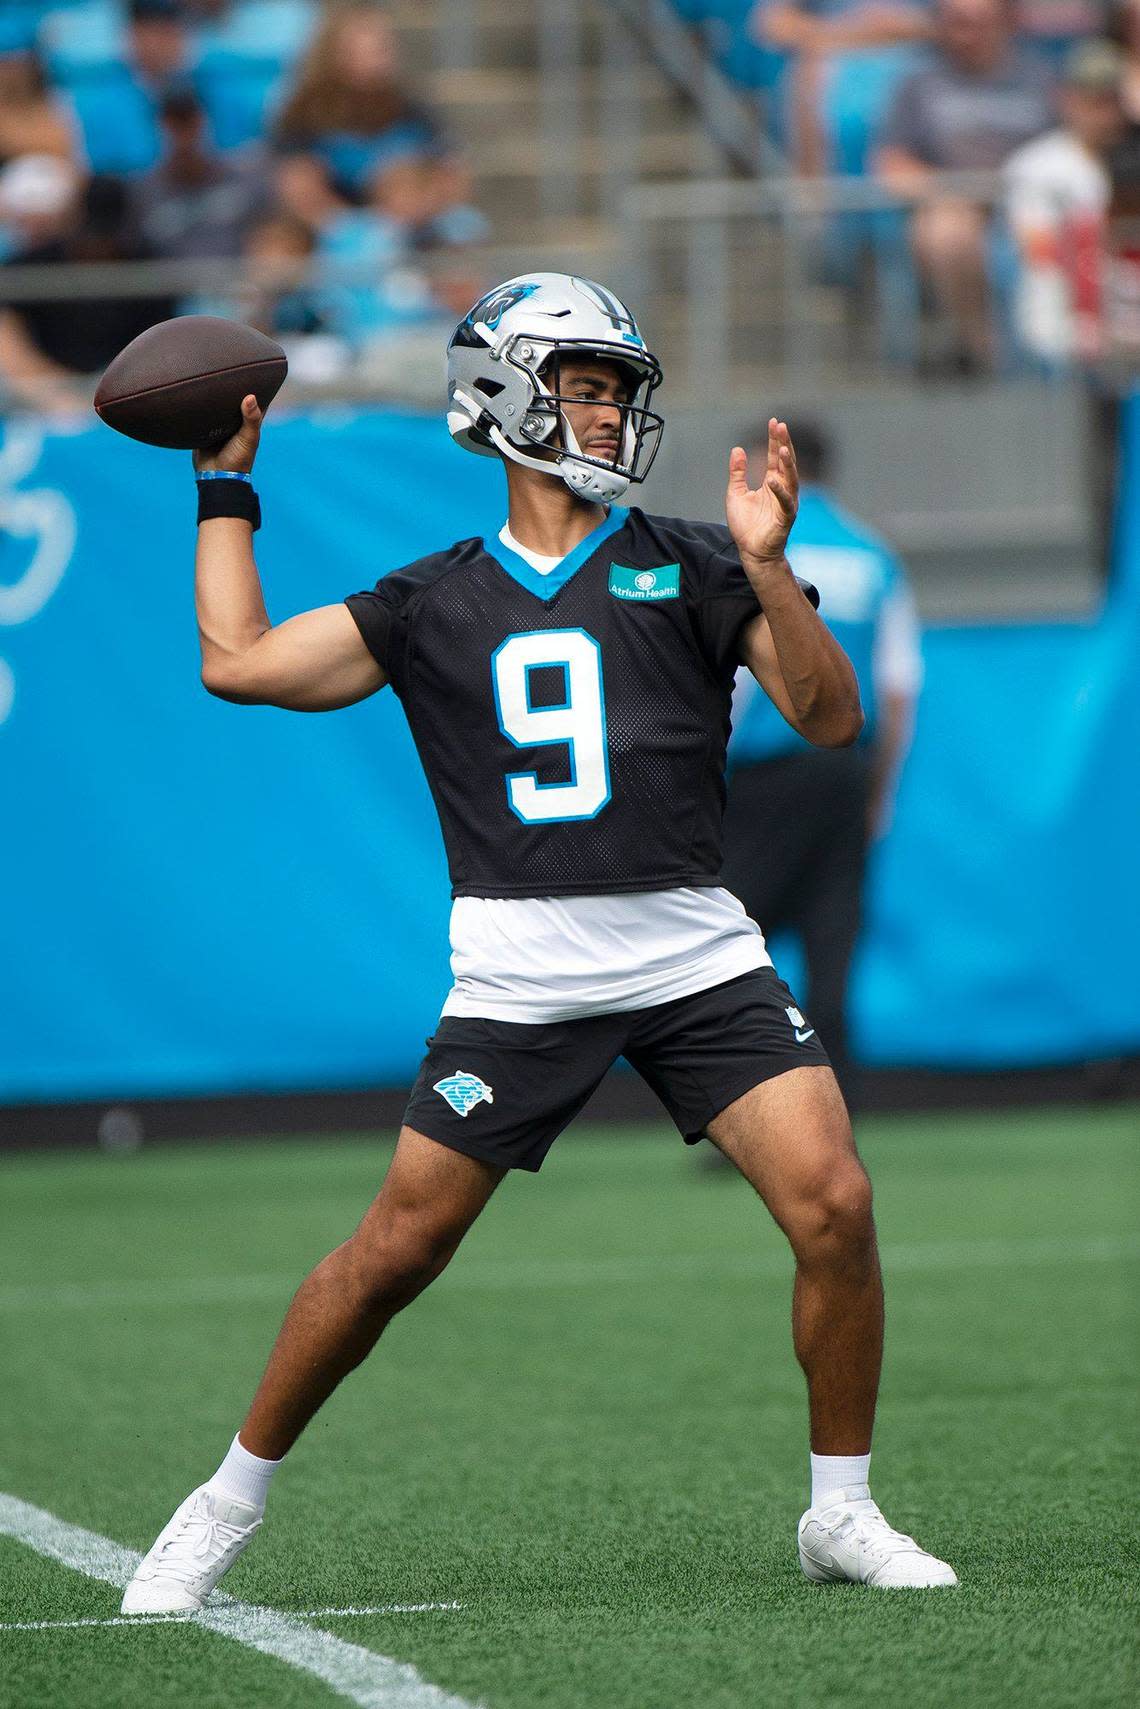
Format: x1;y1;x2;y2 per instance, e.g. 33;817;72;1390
196;0;316;69
822;45;925;176
310;124;440;197
696;1;785;95
195;2;317;152
197;56;285;151
0;3;43;54
66;70;164;173
38;0;121;82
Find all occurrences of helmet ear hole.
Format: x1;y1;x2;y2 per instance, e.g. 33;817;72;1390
473;377;505;399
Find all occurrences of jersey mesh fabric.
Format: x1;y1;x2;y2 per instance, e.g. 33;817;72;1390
346;508;818;900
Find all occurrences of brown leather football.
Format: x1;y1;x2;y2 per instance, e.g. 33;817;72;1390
94;315;287;450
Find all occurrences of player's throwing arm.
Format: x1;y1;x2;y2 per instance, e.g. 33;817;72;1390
92;313;383;713
194;396;386;713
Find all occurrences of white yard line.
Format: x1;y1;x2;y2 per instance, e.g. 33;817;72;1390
0;1232;1135;1313
0;1495;479;1709
295;1606;464;1618
0;1605;464;1633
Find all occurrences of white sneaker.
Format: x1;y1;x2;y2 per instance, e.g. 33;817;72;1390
121;1486;262;1613
798;1487;958;1588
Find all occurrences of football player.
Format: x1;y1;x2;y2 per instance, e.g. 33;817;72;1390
122;275;956;1612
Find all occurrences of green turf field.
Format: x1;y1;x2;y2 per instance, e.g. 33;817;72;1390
1;1108;1137;1709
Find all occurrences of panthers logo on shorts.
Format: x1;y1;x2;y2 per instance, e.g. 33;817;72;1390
433;1070;495;1118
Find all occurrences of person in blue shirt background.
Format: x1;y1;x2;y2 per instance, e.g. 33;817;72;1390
721;420;923;1106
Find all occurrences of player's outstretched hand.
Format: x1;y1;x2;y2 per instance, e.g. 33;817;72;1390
725;418;799;567
193;394;263;476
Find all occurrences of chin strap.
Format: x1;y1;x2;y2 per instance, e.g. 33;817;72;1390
484;420;631;504
560;459;630;503
558;416;632;502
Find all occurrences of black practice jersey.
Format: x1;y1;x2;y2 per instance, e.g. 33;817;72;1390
345;506;818;899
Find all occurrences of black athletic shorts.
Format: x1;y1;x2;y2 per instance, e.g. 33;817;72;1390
403;967;831;1172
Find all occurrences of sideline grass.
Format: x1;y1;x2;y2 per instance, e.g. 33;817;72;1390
2;1108;1137;1709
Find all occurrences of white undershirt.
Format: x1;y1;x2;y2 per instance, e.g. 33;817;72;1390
440;523;771;1023
499;521;562;573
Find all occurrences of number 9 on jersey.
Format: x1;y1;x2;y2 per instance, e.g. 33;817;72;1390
491;629;611;824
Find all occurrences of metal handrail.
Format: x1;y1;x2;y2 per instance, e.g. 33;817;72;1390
618;166;1137;391
623;168;1008;222
0;254;468;304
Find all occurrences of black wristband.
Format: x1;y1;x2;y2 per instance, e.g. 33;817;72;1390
196;477;261;532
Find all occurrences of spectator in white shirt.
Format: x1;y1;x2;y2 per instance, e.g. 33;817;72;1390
1004;40;1128;363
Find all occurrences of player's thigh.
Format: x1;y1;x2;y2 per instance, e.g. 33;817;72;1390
706;1067;871;1252
355;1125;506;1259
403;1012;622;1173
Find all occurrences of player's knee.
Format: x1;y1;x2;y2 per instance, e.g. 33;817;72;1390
795;1158;874;1264
347;1208;460;1312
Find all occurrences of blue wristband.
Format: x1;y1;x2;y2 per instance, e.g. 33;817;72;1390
196;469;252;483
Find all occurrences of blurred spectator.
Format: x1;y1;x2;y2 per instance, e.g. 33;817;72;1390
1107;0;1140;120
272;2;442;200
128;0;194;86
1005;40;1128;364
271;147;452;394
0;48;78;170
749;2;933;174
1103;108;1140;354
129;86;271;259
0;154;82;257
272;150;430;349
241;208;327;337
275;149;354;233
367;147;488;315
368;150;488;252
0;162;177;411
68;0;201;177
721;421;922;1109
191;1;319;152
1015;1;1111;73
875;0;1056;368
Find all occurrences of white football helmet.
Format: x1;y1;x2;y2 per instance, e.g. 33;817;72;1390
446;273;663;503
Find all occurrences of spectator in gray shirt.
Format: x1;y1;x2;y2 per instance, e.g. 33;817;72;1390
129;87;271;261
875;0;1056;368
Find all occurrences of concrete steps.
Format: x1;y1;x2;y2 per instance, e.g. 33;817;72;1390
387;0;733;275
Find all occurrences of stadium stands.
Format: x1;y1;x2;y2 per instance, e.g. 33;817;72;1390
0;2;495;401
664;0;1136;374
0;0;1133;598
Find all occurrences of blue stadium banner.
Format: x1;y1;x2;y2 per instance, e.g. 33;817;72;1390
1;402;1138;1100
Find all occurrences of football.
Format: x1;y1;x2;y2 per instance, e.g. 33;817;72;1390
94;315;287;451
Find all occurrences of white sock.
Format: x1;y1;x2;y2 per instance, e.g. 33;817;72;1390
810;1451;871;1508
207;1434;282;1512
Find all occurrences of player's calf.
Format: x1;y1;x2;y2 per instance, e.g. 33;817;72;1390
123;1133;502;1612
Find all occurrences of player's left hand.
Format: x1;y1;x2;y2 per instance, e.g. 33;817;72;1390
725;419;798;568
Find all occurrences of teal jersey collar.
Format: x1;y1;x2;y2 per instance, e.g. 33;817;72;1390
483;506;629;601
